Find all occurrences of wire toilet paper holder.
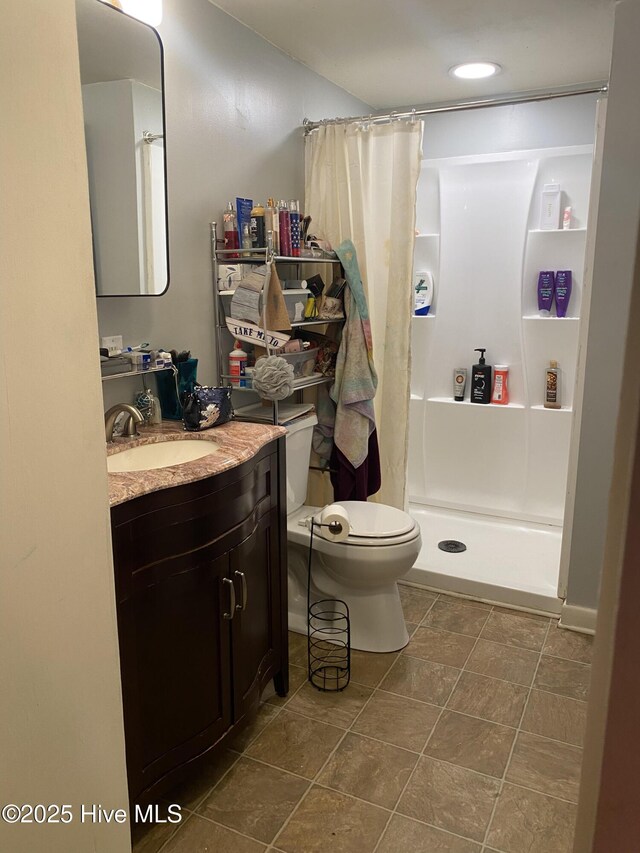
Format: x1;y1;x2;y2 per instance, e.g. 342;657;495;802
306;518;351;692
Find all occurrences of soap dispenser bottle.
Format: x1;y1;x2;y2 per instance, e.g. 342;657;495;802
471;348;492;404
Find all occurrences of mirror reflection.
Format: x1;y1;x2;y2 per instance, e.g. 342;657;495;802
76;0;169;296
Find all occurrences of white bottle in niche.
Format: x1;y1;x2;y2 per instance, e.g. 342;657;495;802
540;183;561;230
414;271;434;316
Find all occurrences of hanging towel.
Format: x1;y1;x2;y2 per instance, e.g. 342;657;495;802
317;240;380;500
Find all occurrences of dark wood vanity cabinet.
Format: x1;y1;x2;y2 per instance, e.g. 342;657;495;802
110;438;289;806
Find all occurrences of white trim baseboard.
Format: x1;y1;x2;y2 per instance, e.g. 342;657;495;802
559;602;598;634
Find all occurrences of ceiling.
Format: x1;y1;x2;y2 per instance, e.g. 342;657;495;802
209;0;615;110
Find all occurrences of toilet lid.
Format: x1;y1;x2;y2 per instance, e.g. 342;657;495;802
340;501;415;539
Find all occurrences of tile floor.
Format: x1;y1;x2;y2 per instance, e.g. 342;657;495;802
134;586;593;853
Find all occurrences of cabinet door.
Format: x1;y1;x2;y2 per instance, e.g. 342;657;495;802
119;550;233;802
230;509;282;721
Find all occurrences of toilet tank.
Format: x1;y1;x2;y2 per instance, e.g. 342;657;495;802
285;414;318;515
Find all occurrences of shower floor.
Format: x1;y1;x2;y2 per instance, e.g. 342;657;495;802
406;504;563;615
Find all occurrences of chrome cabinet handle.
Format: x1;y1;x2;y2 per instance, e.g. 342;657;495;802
222;577;236;620
234;571;248;611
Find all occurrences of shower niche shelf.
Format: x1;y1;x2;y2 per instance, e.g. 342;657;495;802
528;228;587;234
522;315;579;321
530;405;573;413
427;397;525;409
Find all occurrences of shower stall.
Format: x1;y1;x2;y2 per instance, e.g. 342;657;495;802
407;97;599;613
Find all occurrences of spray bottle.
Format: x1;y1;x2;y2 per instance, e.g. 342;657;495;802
279;200;292;257
222;201;239;258
289;200;301;257
266;198;280;254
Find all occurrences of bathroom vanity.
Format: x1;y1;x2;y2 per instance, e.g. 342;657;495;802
107;422;288;806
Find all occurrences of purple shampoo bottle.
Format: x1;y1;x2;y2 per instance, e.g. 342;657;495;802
555;270;573;318
537;271;555;315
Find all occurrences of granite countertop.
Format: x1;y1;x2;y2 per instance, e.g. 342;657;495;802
107;420;286;507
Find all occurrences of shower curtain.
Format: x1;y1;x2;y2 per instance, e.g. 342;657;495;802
305;121;423;508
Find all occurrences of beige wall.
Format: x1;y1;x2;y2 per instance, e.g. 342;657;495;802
562;0;640;617
98;0;369;411
0;2;130;851
573;0;640;848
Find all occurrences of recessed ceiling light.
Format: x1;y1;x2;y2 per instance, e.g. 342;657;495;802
450;62;502;80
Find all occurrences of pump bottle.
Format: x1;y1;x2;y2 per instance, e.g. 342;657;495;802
471;348;492;404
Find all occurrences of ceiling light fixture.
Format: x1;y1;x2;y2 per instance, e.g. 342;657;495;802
450;62;501;80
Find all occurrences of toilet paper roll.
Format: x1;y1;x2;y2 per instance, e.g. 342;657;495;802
314;503;351;542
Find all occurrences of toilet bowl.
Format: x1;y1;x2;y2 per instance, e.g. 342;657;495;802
285;414;421;653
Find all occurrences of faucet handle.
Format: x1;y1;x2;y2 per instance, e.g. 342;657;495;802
123;416;142;437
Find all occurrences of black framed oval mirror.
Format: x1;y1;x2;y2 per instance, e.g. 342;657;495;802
75;0;169;296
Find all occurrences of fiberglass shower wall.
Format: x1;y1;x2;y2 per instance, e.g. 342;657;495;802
408;96;598;599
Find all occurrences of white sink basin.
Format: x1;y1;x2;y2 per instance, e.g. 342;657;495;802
107;439;221;473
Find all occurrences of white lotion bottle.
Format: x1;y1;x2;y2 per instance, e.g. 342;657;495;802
540;183;561;230
414;271;434;316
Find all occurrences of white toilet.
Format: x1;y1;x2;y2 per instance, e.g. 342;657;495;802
285;414;422;653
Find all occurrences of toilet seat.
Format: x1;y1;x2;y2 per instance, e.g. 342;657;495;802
288;503;420;549
338;501;418;547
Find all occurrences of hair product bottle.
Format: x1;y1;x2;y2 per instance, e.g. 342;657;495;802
555;270;573;317
414;271;434;316
537;271;555;315
544;361;561;409
453;368;467;401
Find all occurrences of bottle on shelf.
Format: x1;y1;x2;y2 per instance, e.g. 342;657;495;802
279;200;292;257
491;365;510;405
414;271;434;316
241;222;252;256
544;361;561;409
555;270;572;317
222;201;239;258
250;201;266;249
540;183;561;230
537;271;555;315
266;198;280;254
471;348;492;404
289;200;301;257
148;387;162;424
229;340;248;388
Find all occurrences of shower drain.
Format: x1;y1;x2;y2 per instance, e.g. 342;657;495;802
438;540;467;553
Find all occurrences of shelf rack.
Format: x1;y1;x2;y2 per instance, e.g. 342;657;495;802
210;221;343;425
101;364;175;383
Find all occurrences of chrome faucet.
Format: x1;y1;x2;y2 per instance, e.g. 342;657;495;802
104;404;145;442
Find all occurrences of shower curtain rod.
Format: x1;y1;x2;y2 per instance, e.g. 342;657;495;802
302;83;608;134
